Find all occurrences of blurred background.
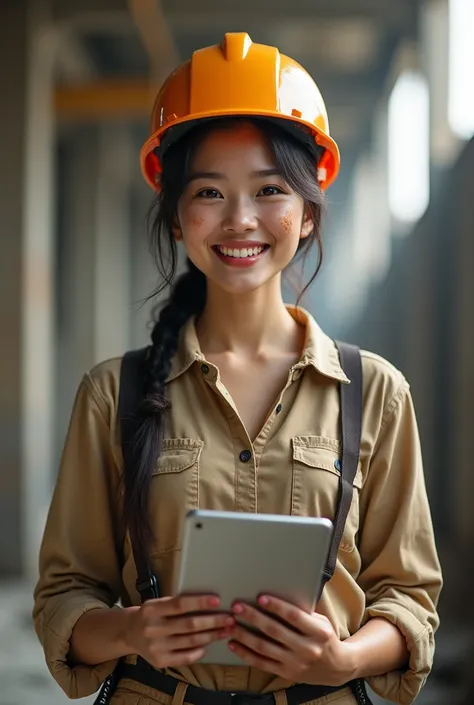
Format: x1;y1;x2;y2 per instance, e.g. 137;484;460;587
1;0;473;703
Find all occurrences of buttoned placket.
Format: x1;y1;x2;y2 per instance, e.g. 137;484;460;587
197;360;304;692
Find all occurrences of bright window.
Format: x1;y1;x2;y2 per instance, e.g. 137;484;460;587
388;70;430;225
449;0;474;139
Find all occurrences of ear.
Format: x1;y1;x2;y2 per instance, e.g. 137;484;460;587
172;213;182;241
300;209;314;239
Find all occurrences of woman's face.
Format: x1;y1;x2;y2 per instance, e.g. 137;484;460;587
174;123;313;296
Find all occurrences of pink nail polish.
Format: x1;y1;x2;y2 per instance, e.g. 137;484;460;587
232;603;244;614
258;595;270;606
209;596;220;607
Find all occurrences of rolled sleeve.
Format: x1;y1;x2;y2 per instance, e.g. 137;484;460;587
33;372;124;699
357;382;443;704
364;600;434;703
35;593;121;698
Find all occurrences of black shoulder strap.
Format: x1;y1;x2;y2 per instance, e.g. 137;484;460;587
320;341;363;595
119;348;160;603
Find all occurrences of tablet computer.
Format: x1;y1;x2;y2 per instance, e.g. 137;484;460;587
173;509;333;665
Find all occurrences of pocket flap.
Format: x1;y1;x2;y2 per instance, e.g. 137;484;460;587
153;438;203;475
292;436;363;488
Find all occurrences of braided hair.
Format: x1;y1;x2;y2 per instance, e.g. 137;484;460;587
124;117;325;552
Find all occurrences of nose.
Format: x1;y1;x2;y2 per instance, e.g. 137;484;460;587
222;195;258;233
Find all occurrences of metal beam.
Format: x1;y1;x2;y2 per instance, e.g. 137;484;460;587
128;0;179;84
54;72;375;122
162;0;414;31
52;0;128;22
55;31;96;82
54;77;376;139
55;79;154;121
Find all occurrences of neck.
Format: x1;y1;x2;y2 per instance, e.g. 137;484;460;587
196;276;303;358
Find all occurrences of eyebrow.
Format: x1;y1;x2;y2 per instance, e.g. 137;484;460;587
188;168;282;182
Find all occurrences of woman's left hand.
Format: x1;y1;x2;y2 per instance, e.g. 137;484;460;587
228;595;356;686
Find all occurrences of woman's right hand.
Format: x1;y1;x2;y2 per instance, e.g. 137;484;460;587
124;595;235;668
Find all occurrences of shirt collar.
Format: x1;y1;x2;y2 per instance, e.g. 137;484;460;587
166;305;349;385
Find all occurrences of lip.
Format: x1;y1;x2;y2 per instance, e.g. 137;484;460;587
212;241;270;269
213;240;269;249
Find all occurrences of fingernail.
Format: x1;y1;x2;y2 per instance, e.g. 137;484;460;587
258;595;270;606
232;603;244;614
228;642;236;651
209;596;220;607
226;617;236;626
219;629;231;638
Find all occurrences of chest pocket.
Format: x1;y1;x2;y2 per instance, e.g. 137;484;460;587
149;438;203;555
291;436;363;553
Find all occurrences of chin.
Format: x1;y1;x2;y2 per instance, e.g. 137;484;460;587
209;274;273;297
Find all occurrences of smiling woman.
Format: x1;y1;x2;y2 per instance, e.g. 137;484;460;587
158;119;320;299
33;32;441;705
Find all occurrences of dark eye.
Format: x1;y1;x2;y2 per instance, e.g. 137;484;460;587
195;188;223;199
258;185;284;196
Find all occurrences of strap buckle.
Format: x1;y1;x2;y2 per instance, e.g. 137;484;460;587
136;573;159;600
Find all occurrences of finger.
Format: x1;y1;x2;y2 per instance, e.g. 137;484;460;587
155;595;222;616
231;624;290;662
231;603;303;650
227;640;285;676
166;647;208;667
168;627;232;651
255;596;330;638
170;613;235;636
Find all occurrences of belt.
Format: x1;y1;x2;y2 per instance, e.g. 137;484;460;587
118;663;351;705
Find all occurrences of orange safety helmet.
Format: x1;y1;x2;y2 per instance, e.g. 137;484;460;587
140;32;340;191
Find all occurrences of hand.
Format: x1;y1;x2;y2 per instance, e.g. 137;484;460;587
125;595;235;669
227;595;355;686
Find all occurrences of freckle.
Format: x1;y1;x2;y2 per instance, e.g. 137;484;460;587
192;216;204;228
280;210;293;234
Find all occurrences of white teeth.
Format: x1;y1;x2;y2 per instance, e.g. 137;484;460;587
217;245;265;258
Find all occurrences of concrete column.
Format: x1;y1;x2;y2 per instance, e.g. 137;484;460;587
55;125;99;446
450;145;474;550
0;1;56;578
55;123;135;455
420;0;463;177
94;124;134;363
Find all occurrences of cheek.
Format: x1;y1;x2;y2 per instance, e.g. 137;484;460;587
279;209;295;235
192;216;205;228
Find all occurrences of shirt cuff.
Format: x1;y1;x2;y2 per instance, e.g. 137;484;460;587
363;601;435;705
34;594;121;699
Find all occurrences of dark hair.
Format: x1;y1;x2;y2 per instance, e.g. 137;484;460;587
124;117;326;550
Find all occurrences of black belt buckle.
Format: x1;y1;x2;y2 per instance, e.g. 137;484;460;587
229;694;275;705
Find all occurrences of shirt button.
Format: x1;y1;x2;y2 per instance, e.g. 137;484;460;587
200;364;209;375
334;459;341;472
239;450;252;463
276;403;282;414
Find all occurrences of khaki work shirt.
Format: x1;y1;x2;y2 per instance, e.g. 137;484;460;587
33;307;442;705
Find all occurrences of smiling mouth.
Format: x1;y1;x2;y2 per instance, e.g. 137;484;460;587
212;244;270;259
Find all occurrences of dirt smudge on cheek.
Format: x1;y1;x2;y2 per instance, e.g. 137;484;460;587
280;210;293;234
192;216;205;228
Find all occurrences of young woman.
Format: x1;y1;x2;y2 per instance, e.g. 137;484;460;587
33;33;442;705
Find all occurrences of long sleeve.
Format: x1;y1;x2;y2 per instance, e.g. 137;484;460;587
357;381;443;704
33;373;124;699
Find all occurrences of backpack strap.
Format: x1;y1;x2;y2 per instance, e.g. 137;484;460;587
119;348;160;603
320;341;363;595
